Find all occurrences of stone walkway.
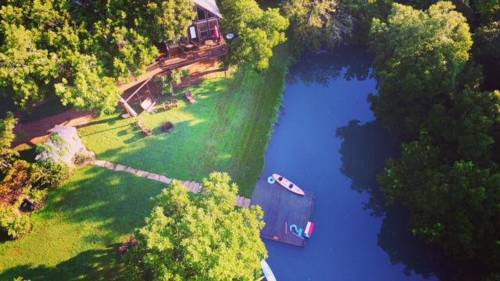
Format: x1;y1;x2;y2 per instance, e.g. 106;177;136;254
91;159;251;208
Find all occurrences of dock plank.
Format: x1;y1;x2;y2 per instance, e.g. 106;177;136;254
251;179;314;247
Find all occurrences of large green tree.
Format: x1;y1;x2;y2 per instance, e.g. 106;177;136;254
219;0;289;70
380;130;500;275
0;0;163;112
370;1;472;138
370;2;500;279
126;172;267;281
282;0;353;51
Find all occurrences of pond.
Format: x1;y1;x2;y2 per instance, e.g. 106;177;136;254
258;48;441;281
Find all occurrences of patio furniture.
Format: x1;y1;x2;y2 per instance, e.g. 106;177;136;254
136;120;153;136
140;97;157;113
185;91;196;104
162;98;179;111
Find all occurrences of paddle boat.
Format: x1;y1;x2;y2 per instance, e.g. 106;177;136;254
271;173;305;196
304;221;315;238
261;260;277;281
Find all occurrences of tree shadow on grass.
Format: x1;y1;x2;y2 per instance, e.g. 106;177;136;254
0;246;126;281
336;120;442;279
45;166;165;243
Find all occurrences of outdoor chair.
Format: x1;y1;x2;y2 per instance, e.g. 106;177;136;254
185;91;196;104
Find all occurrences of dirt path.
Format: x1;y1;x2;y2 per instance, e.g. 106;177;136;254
14;109;95;147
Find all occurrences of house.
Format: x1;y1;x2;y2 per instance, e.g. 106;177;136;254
190;0;223;43
118;0;227;118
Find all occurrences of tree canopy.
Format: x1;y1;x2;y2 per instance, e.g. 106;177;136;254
370;1;473;138
0;0;199;112
126;172;267;281
219;0;289;70
370;2;500;279
282;0;353;51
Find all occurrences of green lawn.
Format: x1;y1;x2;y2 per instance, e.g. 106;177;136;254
0;49;290;279
0;166;165;280
79;49;290;197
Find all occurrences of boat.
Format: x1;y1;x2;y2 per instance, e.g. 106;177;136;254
304;221;315;238
261;260;277;281
272;173;305;196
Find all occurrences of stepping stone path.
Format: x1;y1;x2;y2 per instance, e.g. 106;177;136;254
91;159;251;208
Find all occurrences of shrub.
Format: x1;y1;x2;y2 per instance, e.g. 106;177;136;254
0;206;32;239
74;152;95;166
0;160;32;205
31;160;70;189
28;188;48;208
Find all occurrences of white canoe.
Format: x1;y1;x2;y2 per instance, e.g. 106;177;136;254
272;174;305;196
261;260;277;281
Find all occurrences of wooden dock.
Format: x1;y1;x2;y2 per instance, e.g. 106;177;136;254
251;178;314;247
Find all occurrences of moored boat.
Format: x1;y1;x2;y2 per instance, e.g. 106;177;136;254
261;259;277;281
272;174;305;196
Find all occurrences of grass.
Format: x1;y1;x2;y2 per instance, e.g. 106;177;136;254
0;166;165;280
0;48;290;279
79;48;290;197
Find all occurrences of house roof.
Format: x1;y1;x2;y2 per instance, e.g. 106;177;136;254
193;0;222;18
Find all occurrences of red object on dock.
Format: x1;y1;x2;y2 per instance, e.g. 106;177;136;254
304;221;315;238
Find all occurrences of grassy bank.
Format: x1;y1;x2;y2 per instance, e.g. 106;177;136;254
79;48;290;197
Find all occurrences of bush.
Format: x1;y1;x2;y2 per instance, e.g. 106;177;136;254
0;160;32;205
31;160;70;189
0;206;32;239
28;188;48;208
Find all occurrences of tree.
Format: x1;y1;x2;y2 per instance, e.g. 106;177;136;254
219;0;289;70
380;133;500;273
126;172;267;281
473;21;500;91
369;2;473;138
54;52;119;113
0;113;19;173
136;0;196;43
0;23;57;108
282;0;353;51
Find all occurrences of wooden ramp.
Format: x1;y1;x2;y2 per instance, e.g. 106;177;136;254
251;178;314;247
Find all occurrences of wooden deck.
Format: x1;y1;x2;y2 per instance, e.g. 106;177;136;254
251;178;315;247
119;42;227;93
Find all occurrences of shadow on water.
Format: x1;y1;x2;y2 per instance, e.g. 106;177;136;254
336;120;444;279
287;46;373;85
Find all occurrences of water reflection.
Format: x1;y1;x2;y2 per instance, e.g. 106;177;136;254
337;120;441;279
287;47;373;85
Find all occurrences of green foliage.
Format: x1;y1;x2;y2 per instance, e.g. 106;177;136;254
126;172;267;280
370;1;473;137
475;0;500;23
282;0;353;51
341;0;392;45
0;160;32;206
371;2;500;278
219;0;289;69
31;160;70;189
473;21;500;90
0;113;19;173
134;0;196;42
0;206;31;239
380;133;500;266
0;112;17;150
0;0;166;112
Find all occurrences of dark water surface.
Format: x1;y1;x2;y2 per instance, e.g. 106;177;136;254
259;48;440;281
